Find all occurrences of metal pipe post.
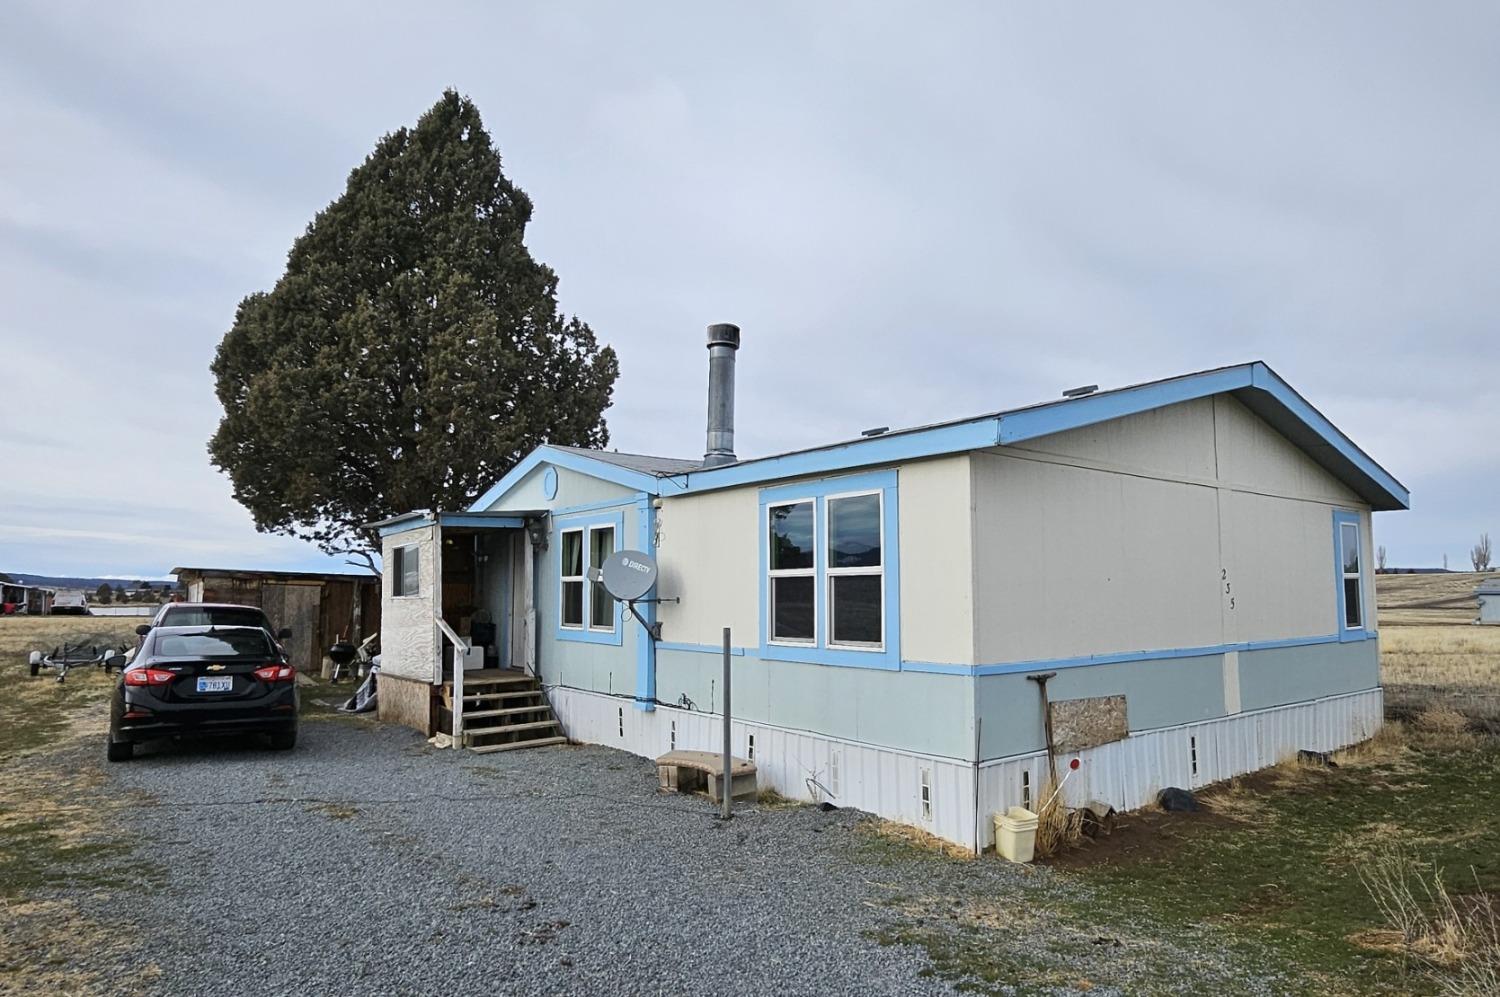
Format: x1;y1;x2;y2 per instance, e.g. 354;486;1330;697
721;626;732;820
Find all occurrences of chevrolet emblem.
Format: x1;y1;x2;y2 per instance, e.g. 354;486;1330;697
205;664;227;672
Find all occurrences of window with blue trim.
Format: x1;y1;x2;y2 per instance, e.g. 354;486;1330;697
759;469;900;669
559;522;618;636
1339;519;1363;629
1333;510;1367;637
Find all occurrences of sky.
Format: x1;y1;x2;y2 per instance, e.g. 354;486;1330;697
1;2;1496;578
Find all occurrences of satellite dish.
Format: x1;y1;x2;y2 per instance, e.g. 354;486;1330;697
598;549;658;602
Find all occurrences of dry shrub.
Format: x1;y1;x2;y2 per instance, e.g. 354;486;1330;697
1415;707;1471;735
862;818;975;860
1411;707;1483;751
755;788;799;808
1032;781;1083;860
1358;846;1500;994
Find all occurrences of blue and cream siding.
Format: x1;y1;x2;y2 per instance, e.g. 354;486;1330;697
385;362;1407;851
966;393;1381;843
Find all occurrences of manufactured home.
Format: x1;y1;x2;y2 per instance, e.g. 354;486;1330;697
374;328;1408;850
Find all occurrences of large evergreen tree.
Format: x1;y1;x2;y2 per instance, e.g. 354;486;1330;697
210;91;618;565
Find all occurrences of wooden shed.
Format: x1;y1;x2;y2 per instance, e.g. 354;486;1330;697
169;567;381;673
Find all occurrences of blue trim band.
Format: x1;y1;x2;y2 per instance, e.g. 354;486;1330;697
902;631;1376;677
379;519;433;538
462;363;1408;516
436;514;525;530
634;494;657;711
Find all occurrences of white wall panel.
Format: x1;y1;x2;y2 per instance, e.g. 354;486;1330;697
548;685;978;849
380;526;438;683
550;683;1378;852
975;688;1381;848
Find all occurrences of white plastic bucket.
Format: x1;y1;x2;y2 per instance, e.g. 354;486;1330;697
995;806;1039;863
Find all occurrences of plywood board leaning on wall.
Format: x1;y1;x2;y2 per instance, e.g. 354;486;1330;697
1050;695;1129;754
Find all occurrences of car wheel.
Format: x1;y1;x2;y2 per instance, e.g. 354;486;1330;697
106;738;134;762
269;729;297;751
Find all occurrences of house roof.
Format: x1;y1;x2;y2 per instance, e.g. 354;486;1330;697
547;446;703;476
466;361;1409;513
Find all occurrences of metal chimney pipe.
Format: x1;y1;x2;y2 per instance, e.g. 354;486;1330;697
703;323;741;467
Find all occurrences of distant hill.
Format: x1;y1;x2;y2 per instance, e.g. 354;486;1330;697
1;573;180;593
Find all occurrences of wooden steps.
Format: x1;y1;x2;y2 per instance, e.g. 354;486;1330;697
441;669;566;754
470;736;568;754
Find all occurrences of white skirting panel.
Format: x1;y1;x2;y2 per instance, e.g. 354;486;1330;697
547;685;1381;852
975;687;1383;849
546;685;979;849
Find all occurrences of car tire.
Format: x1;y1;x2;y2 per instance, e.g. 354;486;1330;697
269;729;297;751
106;738;134;762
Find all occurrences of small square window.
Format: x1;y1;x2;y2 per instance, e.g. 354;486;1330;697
392;544;420;597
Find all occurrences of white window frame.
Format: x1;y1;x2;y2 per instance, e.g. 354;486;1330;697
586;523;617;633
560;528;585;630
766;497;817;647
825;488;885;652
1340;520;1364;630
392;543;420;598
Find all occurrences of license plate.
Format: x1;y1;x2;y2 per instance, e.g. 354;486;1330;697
196;676;233;693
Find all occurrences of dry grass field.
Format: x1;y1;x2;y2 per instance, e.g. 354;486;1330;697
1377;572;1500;723
0;614;162;994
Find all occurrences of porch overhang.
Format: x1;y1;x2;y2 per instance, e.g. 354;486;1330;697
367;510;531;538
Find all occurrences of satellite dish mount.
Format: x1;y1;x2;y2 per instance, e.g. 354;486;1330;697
589;550;677;641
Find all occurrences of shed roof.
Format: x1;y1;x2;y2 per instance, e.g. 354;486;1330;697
468;361;1409;512
171;566;379;585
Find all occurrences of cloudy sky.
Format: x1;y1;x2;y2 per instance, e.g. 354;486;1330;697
1;2;1495;579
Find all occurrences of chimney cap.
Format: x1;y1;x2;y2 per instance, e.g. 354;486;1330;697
707;323;741;349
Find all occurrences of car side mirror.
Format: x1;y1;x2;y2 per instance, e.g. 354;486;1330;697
135;624;151;636
277;628;293;640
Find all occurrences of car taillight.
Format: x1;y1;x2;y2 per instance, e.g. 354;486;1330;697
124;668;175;686
253;663;295;683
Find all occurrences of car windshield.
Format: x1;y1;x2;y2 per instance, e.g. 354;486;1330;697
164;608;268;629
154;631;272;658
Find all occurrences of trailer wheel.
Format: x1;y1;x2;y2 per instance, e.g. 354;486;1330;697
29;660;39;677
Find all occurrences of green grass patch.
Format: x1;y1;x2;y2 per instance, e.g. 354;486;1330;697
1076;734;1500;994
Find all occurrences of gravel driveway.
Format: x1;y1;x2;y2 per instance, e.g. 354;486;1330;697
43;714;1291;997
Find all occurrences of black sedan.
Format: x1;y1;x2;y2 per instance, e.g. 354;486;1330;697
107;625;298;761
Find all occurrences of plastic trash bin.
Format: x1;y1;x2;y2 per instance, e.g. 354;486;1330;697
995;806;1039;863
